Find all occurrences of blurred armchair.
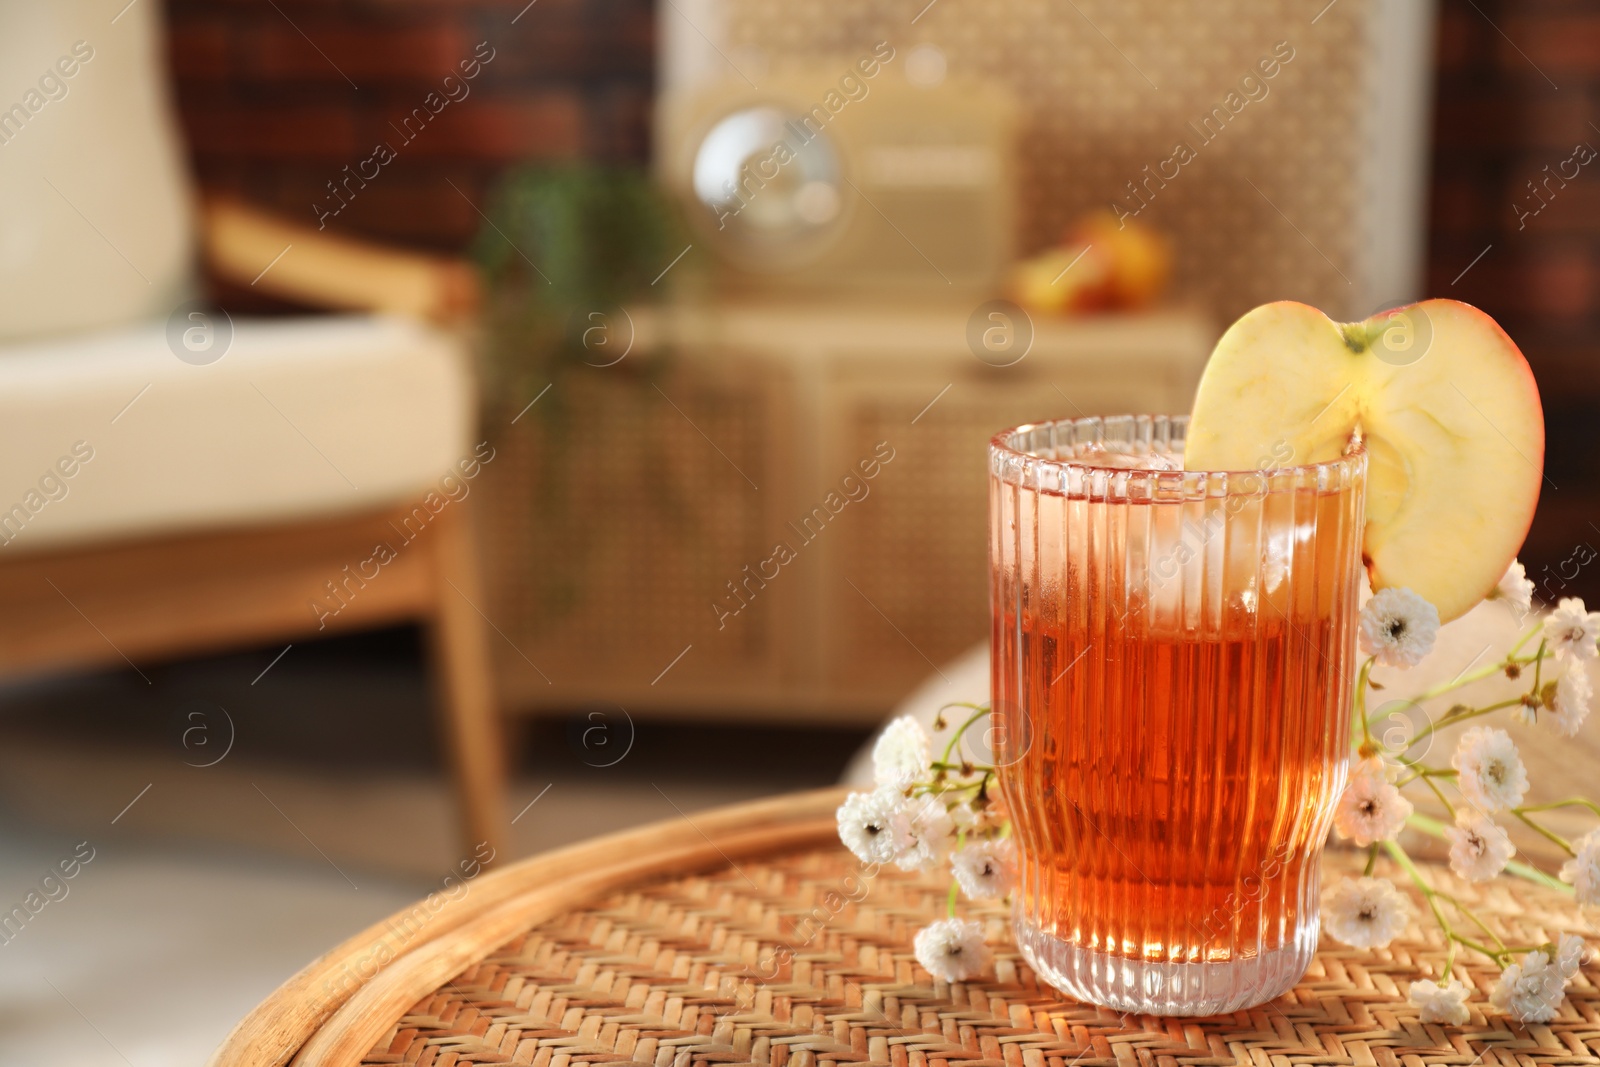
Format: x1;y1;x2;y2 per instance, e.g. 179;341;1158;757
0;1;505;854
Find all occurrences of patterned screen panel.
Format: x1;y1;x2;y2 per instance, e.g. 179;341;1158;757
718;0;1372;323
482;362;789;703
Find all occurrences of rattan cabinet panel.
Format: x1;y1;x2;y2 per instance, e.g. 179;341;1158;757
484;303;1211;723
483;358;795;715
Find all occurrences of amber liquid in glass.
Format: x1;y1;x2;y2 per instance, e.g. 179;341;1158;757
992;471;1361;978
996;611;1346;963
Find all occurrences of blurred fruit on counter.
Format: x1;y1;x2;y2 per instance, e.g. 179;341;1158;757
1007;211;1173;315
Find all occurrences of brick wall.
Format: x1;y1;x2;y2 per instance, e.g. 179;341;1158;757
1430;1;1600;604
165;0;654;251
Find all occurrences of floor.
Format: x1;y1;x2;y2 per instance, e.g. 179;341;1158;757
0;628;871;1065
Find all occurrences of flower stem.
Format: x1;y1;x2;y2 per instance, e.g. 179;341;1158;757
1518;797;1600;819
940;707;992;766
928;761;995;775
1384;839;1512;966
1386;839;1464;947
947;829;967;918
1418;772;1457;820
1404;626;1548;705
1356;657;1375;747
1406;698;1524;748
1405;811;1572;894
1427;885;1509;952
1397;766;1457;786
1409;663;1504;704
1512;809;1576;857
1507;621;1543;659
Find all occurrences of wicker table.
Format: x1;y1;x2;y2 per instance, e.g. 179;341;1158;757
211;788;1600;1067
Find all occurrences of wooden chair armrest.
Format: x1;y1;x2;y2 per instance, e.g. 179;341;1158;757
200;196;479;322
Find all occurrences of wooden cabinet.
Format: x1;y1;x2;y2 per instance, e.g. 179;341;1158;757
482;299;1213;724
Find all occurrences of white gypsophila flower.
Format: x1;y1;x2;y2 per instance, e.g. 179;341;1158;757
1545;597;1600;661
872;716;931;788
1560;829;1600;905
1408;977;1472;1025
1451;726;1529;813
951;838;1014;900
836;789;908;866
912;917;992;982
948;798;985;831
1557;932;1587;976
1491;957;1558;1022
1333;759;1414;847
1322;876;1412;950
951;791;1010;835
1445;808;1515;882
1489;559;1535;617
1490;939;1582;1023
1359;587;1441;668
891;793;956;872
1547;665;1594;737
1494;935;1584;1022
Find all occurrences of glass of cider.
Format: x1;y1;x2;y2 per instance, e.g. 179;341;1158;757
989;414;1367;1015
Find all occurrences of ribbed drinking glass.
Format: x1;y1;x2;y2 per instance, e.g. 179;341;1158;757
989;414;1367;1015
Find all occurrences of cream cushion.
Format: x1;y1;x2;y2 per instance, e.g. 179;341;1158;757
0;316;473;553
0;0;196;340
842;642;988;787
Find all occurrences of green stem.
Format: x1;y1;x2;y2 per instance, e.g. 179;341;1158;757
1453;935;1511;960
1409;663;1504;705
1397;767;1457;786
1385;839;1511;966
947;829;967;918
1518;797;1600;819
1529;638;1549;694
1436;889;1508;951
928;761;994;775
1507;622;1543;659
1363;843;1378;876
1419;773;1457;820
1405;812;1572;894
1406;698;1524;748
1356;657;1375;747
1513;810;1576;857
913;784;982;805
1506;860;1575;894
1384;836;1426;885
1405;626;1548;705
1386;840;1467;949
940;708;992;766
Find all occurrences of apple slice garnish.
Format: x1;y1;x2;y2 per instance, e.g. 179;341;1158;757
1184;299;1544;623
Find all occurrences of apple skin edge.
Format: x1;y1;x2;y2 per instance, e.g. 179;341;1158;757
1186;298;1545;624
1360;299;1544;611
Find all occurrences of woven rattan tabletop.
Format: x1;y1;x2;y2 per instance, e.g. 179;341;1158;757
213;789;1600;1067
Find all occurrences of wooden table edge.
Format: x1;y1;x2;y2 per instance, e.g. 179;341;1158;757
208;785;851;1067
